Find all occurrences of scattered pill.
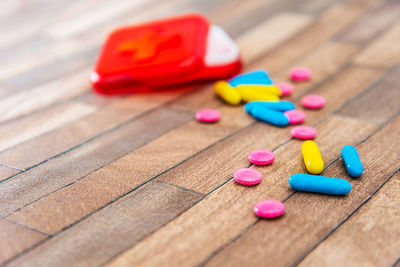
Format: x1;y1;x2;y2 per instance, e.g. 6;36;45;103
250;106;289;127
236;84;282;97
289;67;312;82
254;200;285;218
341;145;363;178
229;69;273;87
277;83;294;96
291;125;316;139
214;80;242;105
301;94;325;109
248;150;275;165
196;109;221;123
284;109;305;124
244;101;295;114
301;140;324;174
234;168;262;185
289;174;351;195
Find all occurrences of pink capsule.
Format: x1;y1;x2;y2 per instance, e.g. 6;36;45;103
301;94;326;109
196;109;221;123
276;83;294;96
234;168;262;186
254;200;285;218
248;150;275;165
291;125;317;140
289;67;312;82
284;109;306;124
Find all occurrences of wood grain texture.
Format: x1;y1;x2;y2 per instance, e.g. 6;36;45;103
354;20;400;68
7;181;203;267
7;105;254;234
337;0;400;44
0;92;186;170
106;115;378;267
0;107;192;217
0;220;47;265
0;102;96;153
205;115;400;267
252;0;378;74
0;166;20;182
338;66;400;124
300;172;400;267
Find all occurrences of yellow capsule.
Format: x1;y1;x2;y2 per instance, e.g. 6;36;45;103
235;84;282;97
236;86;280;102
301;140;324;174
214;81;242;105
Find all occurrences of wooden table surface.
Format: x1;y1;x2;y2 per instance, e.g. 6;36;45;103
1;0;399;266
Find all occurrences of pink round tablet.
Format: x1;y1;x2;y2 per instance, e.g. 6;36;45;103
196;109;221;123
289;67;312;82
234;168;262;185
248;150;275;165
284;110;306;124
254;200;285;218
301;94;326;109
291;125;317;139
276;83;294;96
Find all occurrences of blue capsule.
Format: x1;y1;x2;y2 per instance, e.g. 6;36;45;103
250;106;289;127
341;145;363;178
229;69;274;87
244;101;295;114
289;174;351;195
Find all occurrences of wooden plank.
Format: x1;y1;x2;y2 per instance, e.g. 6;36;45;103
338;66;400;124
0;107;192;217
0;166;20;182
205;115;400;267
299;172;400;267
354;20;400;68
7;105;254;234
251;0;378;74
296;64;384;125
236;13;313;63
272;42;359;98
0;220;47;265
0;69;93;123
0;92;185;170
0;102;96;152
105;115;378;267
6;181;203;266
336;0;400;44
6;38;359;233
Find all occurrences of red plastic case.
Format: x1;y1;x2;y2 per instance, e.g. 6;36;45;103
91;13;241;94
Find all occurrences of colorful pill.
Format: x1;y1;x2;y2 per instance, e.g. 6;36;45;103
196;109;221;123
250;106;289;127
254;200;285;218
289;174;351;195
236;84;282;97
301;94;326;109
234;168;262;185
291;125;317;139
301;140;324;174
289;67;312;82
244;101;295;114
248;150;275;165
341;145;363;178
276;83;294;96
214;80;242;105
229;69;273;87
284;109;305;124
237;88;280;102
